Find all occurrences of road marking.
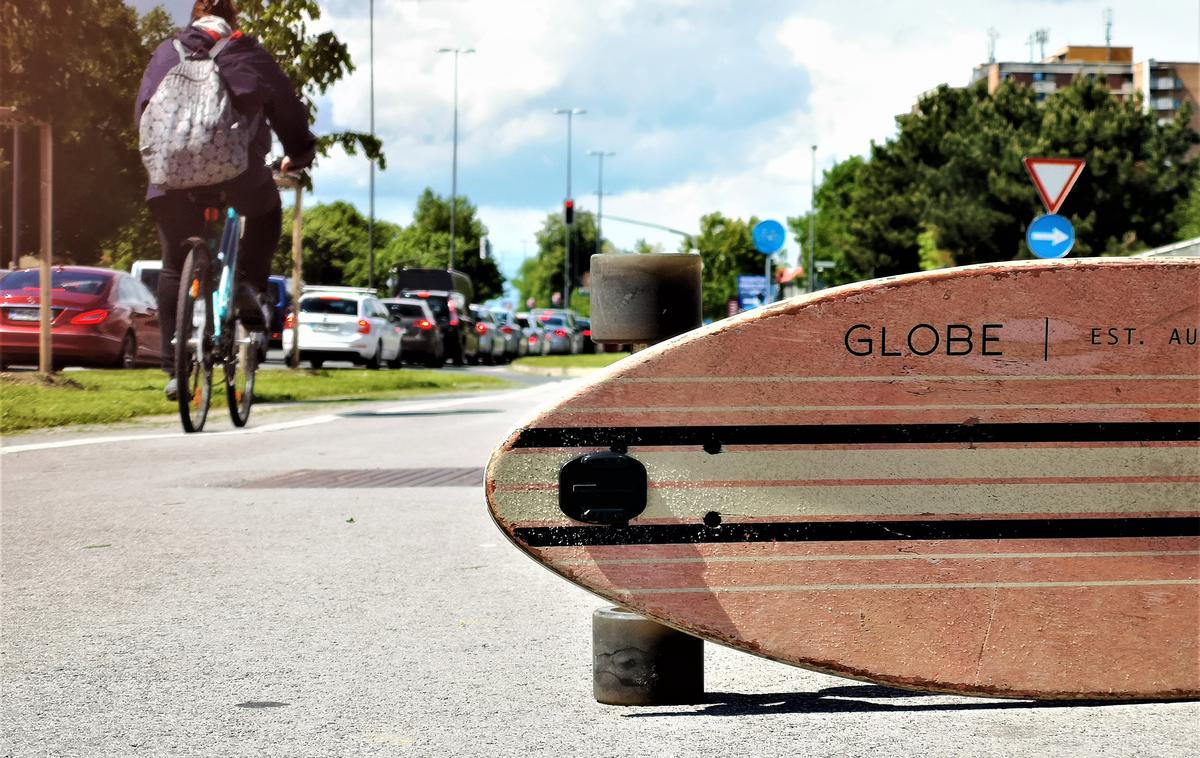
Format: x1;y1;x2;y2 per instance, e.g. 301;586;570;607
555;549;1200;567
0;383;575;456
619;578;1200;595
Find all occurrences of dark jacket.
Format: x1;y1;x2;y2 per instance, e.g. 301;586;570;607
135;26;317;202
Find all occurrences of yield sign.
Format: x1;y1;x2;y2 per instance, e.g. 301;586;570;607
1023;157;1086;214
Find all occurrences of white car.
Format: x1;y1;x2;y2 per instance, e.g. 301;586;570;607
282;286;402;369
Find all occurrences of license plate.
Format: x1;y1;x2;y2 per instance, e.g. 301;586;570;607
7;308;39;322
313;324;340;332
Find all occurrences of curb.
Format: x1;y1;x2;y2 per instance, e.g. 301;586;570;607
507;364;601;378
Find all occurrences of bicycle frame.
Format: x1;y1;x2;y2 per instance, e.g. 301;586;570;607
211;206;241;338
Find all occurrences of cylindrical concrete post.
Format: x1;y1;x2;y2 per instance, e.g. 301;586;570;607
589;253;702;345
593;606;703;706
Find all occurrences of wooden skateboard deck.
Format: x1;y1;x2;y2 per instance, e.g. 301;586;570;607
486;258;1200;700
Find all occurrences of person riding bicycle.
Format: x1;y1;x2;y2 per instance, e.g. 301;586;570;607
135;0;316;399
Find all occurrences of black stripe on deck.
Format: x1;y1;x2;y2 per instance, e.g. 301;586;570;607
512;422;1200;449
513;516;1200;548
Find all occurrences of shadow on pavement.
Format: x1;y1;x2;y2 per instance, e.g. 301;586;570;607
624;683;1160;717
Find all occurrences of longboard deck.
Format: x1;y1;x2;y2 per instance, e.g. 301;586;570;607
486;258;1200;700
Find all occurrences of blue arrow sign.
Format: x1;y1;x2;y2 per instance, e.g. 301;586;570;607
1026;214;1075;259
752;219;786;254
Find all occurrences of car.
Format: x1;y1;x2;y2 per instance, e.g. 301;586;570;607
131;260;162;295
382;297;444;368
282;286;401;369
515;312;550;356
536;309;584;354
575;317;596;354
491;309;527;361
265;275;293;349
469;305;507;365
394;268;477;366
0;265;162;370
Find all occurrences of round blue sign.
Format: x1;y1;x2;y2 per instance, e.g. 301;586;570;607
1026;214;1075;259
752;219;786;254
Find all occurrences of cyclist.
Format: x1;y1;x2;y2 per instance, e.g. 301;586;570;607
135;0;316;399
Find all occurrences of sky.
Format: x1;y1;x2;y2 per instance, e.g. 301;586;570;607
135;0;1199;279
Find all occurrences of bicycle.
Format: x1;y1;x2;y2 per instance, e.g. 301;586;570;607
174;203;262;432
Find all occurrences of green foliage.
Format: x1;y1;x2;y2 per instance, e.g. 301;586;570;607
274;190;504;301
2;1;177;265
786;79;1198;283
513;210;602;309
686;212;761;321
1175;173;1200;239
239;0;385;169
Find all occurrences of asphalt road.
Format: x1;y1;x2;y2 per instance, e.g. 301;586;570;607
2;376;1198;757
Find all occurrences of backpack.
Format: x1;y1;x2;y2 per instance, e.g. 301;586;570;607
139;38;252;190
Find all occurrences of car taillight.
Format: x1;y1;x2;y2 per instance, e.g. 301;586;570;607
70;309;109;325
357;319;371;334
448;301;459;327
583;329;591;337
417;319;433;331
527;335;537;344
500;325;514;335
554;328;567;337
476;322;487;335
284;313;295;329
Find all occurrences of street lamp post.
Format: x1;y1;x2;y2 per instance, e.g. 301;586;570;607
553;107;585;306
588;150;614;258
808;144;817;293
438;47;475;270
368;0;375;289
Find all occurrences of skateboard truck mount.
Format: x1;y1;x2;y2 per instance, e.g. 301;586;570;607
558;452;648;526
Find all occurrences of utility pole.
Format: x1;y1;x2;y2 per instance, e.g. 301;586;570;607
10;126;19;269
438;47;475;270
588;150;614;258
367;0;375;289
808;145;817;293
553;107;585;306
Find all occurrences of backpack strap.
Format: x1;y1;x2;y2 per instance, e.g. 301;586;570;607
171;39;188;63
208;36;233;60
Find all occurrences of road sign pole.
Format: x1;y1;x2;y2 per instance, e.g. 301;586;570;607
37;123;52;374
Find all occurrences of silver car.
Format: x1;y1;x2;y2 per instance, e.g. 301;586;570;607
469;305;508;364
535;309;583;354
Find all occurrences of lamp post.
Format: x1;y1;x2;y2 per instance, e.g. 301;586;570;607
438;47;475;270
553;107;585;306
588;150;614;257
367;0;375;289
808;144;817;293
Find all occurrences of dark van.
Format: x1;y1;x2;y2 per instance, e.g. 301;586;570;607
394;268;477;366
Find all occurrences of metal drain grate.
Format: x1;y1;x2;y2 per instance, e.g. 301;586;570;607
240;468;485;489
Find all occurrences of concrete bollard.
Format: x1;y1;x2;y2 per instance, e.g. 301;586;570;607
593;606;704;705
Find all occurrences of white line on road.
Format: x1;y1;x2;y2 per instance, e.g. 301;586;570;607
1;381;579;456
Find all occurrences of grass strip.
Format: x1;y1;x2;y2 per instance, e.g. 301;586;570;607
511;352;631;369
0;368;513;434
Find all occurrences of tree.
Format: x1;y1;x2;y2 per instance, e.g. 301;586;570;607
788;155;868;286
272;201;369;285
239;0;384;170
2;0;177;265
514;210;601;309
372;189;503;300
686;212;761;321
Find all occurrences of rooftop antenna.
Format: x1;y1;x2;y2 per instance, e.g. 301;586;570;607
1103;7;1113;60
1026;32;1035;62
1035;28;1050;60
987;27;998;63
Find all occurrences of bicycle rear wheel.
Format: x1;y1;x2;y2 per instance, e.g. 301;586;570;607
176;246;214;432
225;317;258;427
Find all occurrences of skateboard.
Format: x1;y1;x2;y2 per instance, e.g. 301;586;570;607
486;258;1200;700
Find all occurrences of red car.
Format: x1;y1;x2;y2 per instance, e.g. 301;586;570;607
0;266;162;370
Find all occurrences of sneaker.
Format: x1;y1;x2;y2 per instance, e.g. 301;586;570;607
164;377;178;401
235;284;268;330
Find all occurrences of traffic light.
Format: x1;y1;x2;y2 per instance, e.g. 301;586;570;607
564;198;574;225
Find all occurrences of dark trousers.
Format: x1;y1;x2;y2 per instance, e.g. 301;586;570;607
149;180;281;372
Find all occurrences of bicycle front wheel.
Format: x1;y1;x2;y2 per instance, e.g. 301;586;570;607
176;246;214;433
224;318;258;427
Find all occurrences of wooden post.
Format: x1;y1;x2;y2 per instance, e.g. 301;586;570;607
289;184;303;369
37;123;52;374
